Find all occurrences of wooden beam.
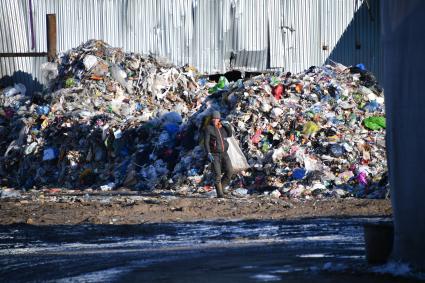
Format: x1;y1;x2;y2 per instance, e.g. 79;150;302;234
0;52;48;58
46;14;57;62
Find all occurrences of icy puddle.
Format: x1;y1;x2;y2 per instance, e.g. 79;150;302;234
0;217;422;282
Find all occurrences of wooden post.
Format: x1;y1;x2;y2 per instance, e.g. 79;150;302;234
46;14;57;62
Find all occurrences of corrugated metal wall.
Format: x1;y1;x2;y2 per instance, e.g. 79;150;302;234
0;0;381;93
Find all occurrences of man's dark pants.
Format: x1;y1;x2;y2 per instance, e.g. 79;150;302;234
211;152;233;188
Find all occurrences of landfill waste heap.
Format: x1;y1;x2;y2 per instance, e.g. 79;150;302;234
0;40;388;199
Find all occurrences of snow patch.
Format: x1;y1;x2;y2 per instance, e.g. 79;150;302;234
371;261;411;276
272;266;304;273
251;274;281;281
322;262;348;271
241;265;257;269
52;267;128;283
297;253;330;258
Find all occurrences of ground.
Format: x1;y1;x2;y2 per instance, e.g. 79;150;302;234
0;189;392;225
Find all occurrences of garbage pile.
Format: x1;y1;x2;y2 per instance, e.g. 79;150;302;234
0;40;388;199
172;64;388;199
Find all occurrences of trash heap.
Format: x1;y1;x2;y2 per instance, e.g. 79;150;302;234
172;64;388;199
0;40;388;199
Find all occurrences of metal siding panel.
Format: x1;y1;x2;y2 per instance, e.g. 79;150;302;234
1;0;382;87
321;0;381;79
0;0;39;93
231;0;269;71
270;0;284;69
211;0;216;71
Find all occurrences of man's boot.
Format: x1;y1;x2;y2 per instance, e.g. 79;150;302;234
215;183;224;198
222;178;230;195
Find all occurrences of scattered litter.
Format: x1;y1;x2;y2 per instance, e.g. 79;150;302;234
233;188;249;197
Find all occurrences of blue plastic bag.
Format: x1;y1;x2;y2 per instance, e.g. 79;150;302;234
164;123;180;136
292;168;306;180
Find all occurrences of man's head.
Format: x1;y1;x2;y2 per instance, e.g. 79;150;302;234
211;111;221;126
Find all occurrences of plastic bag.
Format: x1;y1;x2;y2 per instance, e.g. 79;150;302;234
271;107;283;118
363;101;379;112
363;116;386;130
272;84;284;100
3;83;26;97
83;55;98;70
292;168;306;180
208;76;229;93
329;144;344;157
110;64;134;94
226;136;250;172
43;147;58;161
40;62;58;82
303;121;320;135
162;111;183;124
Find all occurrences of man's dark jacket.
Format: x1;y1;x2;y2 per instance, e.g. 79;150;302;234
204;123;233;154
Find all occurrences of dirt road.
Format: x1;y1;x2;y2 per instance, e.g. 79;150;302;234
0;191;392;225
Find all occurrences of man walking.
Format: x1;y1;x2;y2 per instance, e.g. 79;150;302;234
204;111;233;198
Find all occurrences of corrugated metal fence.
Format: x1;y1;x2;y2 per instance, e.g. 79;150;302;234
0;0;381;92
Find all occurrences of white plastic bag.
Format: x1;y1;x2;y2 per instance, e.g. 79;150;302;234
83;55;98;70
226;136;250;172
40;62;58;82
3;83;27;97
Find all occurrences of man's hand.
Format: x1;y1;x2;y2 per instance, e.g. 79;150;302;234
221;120;233;136
208;153;214;162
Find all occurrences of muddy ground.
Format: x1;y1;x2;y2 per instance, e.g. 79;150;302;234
0;190;392;225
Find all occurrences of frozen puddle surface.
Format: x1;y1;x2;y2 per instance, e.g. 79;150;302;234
0;218;372;255
1;217;421;282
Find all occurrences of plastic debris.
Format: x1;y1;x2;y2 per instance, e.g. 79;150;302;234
0;188;22;198
233;188;249;197
40;62;59;82
3;83;26;97
363;116;386;130
100;182;116;191
330;144;344;157
43;148;58;161
303;121;320;135
270;189;281;198
292;168;307;180
83;55;98;70
208;76;229;94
